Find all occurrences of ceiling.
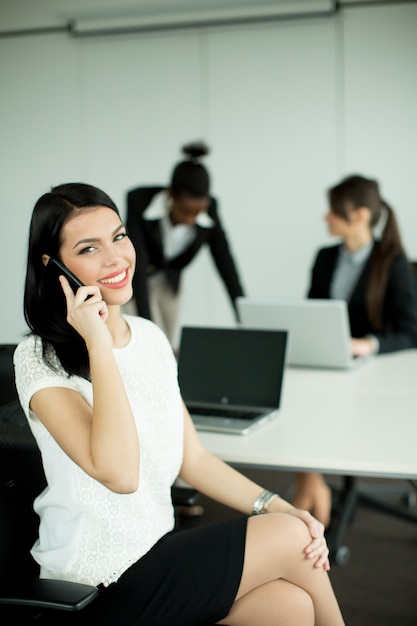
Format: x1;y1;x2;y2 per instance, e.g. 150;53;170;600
0;0;347;35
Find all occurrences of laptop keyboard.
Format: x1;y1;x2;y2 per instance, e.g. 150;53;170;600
189;407;261;420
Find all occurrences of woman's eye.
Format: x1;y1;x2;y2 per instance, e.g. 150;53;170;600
114;232;128;242
79;246;96;255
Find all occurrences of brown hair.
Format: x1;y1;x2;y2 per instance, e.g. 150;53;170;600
328;175;404;330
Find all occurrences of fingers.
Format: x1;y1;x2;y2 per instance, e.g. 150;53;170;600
59;275;102;302
285;508;331;571
59;276;109;328
305;535;330;570
59;275;75;302
350;337;373;357
297;509;324;539
94;298;109;322
295;509;330;571
59;275;102;306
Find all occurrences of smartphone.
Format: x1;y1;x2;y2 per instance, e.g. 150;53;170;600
48;257;85;294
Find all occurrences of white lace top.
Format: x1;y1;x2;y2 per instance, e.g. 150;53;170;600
13;315;184;587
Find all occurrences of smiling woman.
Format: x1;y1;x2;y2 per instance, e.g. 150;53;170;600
58;207;135;298
13;182;345;626
23;184;135;378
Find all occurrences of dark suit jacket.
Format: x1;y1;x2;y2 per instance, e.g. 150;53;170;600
126;186;244;320
308;243;417;354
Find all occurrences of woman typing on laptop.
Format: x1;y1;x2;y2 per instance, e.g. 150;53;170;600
14;183;345;626
293;174;417;526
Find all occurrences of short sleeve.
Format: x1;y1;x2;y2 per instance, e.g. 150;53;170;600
13;336;81;419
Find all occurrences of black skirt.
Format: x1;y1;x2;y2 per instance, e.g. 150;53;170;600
78;516;248;626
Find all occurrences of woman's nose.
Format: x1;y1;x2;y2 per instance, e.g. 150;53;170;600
103;247;122;265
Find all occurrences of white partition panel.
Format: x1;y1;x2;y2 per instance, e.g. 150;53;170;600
343;3;417;258
75;31;204;215
205;18;339;313
76;31;216;338
0;35;81;343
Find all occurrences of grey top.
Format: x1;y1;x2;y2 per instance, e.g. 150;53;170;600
330;241;374;301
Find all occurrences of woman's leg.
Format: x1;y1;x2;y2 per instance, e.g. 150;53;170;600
292;472;332;527
218;513;345;626
148;276;182;349
217;579;314;626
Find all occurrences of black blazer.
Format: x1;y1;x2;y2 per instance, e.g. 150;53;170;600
126;186;245;320
308;243;417;354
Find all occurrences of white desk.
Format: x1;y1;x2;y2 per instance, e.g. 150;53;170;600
198;350;417;480
199;350;417;564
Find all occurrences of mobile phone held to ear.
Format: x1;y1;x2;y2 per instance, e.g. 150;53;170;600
48;257;85;294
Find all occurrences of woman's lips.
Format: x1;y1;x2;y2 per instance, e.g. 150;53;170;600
98;269;129;288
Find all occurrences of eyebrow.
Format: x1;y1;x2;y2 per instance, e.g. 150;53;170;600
73;223;125;249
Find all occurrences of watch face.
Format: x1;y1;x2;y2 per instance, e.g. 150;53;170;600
252;501;261;515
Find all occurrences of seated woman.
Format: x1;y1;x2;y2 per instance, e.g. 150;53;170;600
293;174;417;525
14;183;345;626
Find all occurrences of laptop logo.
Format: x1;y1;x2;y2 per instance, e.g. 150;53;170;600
221;397;229;404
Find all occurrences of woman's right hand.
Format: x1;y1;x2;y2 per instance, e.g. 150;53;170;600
59;275;111;347
287;508;330;570
350;337;374;357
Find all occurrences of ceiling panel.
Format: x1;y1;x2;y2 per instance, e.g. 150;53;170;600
1;1;334;33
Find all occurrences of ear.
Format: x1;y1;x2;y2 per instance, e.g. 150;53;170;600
352;206;371;225
41;254;51;267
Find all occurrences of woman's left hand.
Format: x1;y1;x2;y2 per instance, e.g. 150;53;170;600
287;508;330;570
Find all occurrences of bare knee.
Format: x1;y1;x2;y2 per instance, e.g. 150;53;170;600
236;514;313;599
251;512;311;554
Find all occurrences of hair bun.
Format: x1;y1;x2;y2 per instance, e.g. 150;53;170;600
181;141;209;161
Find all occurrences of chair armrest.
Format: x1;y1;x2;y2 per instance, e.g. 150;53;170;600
171;485;200;507
0;578;99;611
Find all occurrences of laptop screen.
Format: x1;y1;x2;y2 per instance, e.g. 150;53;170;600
178;327;287;408
237;296;354;369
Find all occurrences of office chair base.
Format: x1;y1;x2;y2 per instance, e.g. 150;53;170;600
327;476;417;566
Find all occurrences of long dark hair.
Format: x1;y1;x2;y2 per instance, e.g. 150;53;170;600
24;182;120;379
328;175;404;330
169;141;210;198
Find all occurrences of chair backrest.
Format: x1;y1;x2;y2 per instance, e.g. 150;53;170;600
0;344;46;583
410;261;417;288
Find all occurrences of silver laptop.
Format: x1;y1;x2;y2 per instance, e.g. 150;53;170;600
178;326;287;435
237;297;369;369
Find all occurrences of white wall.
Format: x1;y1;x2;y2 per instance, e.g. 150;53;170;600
0;34;83;341
1;2;416;343
343;3;417;255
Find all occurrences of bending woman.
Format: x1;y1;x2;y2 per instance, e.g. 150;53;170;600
126;141;244;346
293;174;417;525
14;183;345;626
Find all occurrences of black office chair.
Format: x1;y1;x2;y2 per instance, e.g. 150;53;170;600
327;476;417;565
327;262;417;564
410;261;417;295
0;344;100;625
0;342;200;625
